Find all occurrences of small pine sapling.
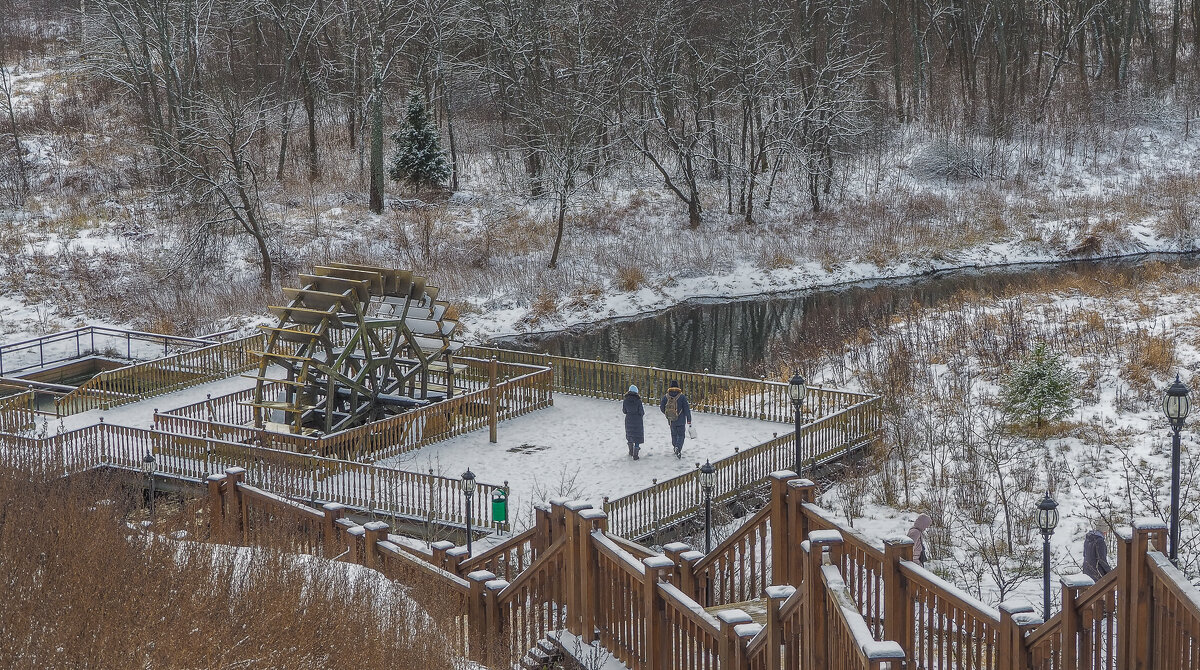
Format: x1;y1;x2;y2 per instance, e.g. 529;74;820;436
389;91;451;191
1001;342;1078;428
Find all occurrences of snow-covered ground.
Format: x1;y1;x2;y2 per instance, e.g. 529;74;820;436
377;394;785;523
801;269;1200;612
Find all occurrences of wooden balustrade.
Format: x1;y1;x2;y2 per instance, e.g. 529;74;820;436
156;359;552;463
691;504;773;607
803;502;886;636
661;582;723;669
457;525;539;581
56;334;263;415
0;423;505;532
591;529;651;666
0;389;37;433
462;345;872;422
493;537;570;666
605;397;881;539
897;557;1002;670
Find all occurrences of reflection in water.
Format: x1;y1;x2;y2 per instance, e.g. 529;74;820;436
496;254;1199;376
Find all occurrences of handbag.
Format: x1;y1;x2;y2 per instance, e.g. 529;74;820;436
687;424;697;439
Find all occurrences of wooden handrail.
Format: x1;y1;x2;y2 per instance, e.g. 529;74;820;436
693;504;772;573
496;535;568;601
592;530;647;579
458;525;538;572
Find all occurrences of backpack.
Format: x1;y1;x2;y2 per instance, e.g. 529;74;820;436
665;393;680;422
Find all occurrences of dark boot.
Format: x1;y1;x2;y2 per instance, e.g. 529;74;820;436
628;441;635;457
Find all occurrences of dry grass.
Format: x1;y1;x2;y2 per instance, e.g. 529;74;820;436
0;465;463;669
616;265;648;291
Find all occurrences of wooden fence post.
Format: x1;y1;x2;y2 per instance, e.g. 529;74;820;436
345;525;364;564
716;608;753;670
564;500;592;637
1115;525;1133;668
579;508;608;644
484;577;509;666
206;474;224;535
1126;519;1166;670
787;479;817;586
532;503;552;555
223;467;247;544
362;520;388;570
445;546;468;575
805;530;843;670
488;357;498;443
466;569;496;665
769;471;795;585
643;556;674;670
431;539;455;569
1061;573;1094;669
322;503;345;556
998;602;1033;670
882;535;915;655
764;585;796;670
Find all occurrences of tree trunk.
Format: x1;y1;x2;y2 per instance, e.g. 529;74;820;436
369;71;384;214
549;191;567;268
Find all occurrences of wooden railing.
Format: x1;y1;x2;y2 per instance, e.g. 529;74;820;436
1026;520;1200;670
0;422;506;532
156;357;553;462
463;345;871;422
55;334;262;415
0;389;37;433
592;529;652;666
691;504;773;606
207;471;472;657
604;396;882;539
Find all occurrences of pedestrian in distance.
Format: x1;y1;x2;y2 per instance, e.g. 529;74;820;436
659;380;692;459
908;514;932;566
623;385;645;460
1082;528;1112;581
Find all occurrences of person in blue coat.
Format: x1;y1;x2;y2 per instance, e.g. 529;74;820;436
622;385;645;460
659;380;692;458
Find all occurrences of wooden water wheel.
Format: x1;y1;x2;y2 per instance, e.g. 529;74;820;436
245;263;463;434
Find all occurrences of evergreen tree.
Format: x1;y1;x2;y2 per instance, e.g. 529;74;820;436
1001;342;1077;427
389;91;451;191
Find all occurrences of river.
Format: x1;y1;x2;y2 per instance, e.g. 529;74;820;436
494;253;1200;376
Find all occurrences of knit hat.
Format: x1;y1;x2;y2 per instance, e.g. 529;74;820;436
628;385;639;394
669;379;679;388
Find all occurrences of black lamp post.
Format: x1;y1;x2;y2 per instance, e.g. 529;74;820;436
141;452;156;518
789;373;807;475
699;460;716;553
461;467;476;556
1036;492;1059;621
1165;374;1191;564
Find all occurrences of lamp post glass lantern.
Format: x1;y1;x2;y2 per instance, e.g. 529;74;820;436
142;452;156;517
1036;492;1059;620
461;468;476;556
1165;374;1191;563
699;460;715;553
789;373;807;475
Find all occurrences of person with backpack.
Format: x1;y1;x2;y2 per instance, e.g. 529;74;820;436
1082;528;1112;581
622;385;645;460
659;380;692;458
907;514;932;566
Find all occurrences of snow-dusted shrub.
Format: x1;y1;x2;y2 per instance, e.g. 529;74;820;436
911;139;988;180
1001;342;1078;428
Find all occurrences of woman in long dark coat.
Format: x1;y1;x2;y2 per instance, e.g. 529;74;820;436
623;385;645;460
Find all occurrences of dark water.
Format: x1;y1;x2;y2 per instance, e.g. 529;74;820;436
495;253;1200;376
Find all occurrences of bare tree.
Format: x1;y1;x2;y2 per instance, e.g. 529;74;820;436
171;91;278;288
